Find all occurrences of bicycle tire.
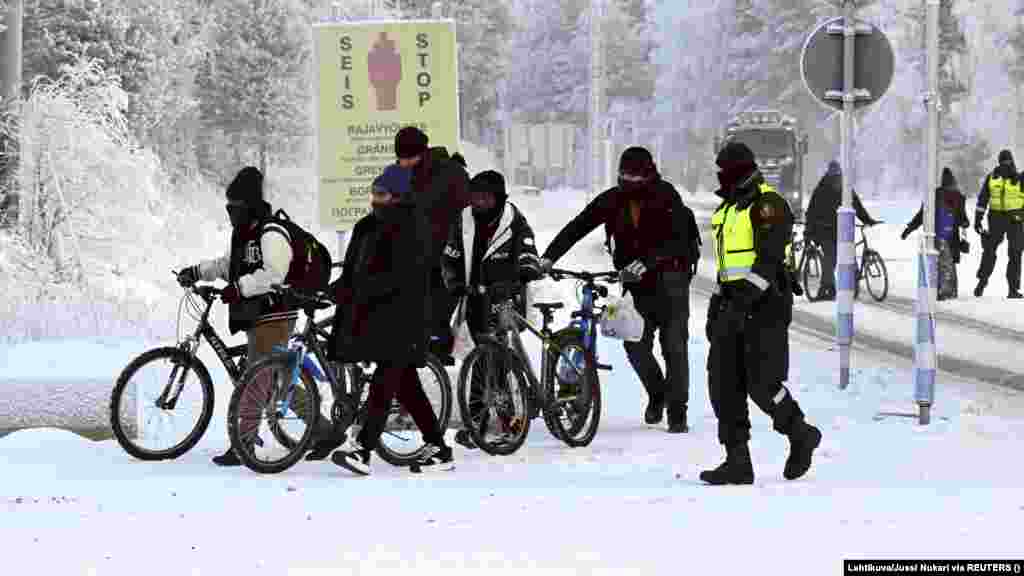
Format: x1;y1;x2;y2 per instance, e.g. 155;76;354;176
456;341;531;456
227;353;321;474
864;250;889;302
801;245;825;302
109;347;215;461
545;329;601;448
374;354;453;466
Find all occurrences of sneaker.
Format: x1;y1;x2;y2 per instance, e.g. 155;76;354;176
331;439;371;476
212;447;242;467
306;433;346;461
410;443;455;473
454;429;477;449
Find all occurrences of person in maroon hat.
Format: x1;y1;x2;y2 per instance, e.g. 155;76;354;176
540;147;700;434
393;126;471;363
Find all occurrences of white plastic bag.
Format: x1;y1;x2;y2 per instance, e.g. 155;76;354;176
599;292;645;342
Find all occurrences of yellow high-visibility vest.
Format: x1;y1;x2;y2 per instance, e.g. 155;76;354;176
711;182;790;290
989;176;1024;212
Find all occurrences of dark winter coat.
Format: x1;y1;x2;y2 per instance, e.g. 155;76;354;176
904;187;969;261
541;178;697;293
410;146;472;266
441;201;543;333
804;174;875;239
330;204;430;367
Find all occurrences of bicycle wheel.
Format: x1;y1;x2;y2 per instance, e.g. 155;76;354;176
227;353;321;474
801;246;825;301
544;329;601;448
863;249;889;302
456;341;531;456
110;347;215;461
375;354;453;466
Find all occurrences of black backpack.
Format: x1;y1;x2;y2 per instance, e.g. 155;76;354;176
269;209;332;296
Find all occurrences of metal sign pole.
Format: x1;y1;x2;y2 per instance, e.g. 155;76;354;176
588;0;603;201
914;0;940;425
836;0;857;390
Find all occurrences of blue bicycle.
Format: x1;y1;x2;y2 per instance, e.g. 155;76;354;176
455;269;617;454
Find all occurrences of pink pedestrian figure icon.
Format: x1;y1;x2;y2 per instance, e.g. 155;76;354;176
368;31;401;111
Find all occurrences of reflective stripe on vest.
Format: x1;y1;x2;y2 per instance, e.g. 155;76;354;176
711;182;788;290
989;176;1024;212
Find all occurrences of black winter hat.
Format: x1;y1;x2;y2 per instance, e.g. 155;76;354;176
940;167;958;190
619;146;657;176
469;170;507;201
395;126;429;159
999;149;1014;165
226;166;264;205
716;141;756;168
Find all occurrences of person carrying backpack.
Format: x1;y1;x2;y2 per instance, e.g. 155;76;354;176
900;167;969;300
440;170;545;448
539;147;700;433
176;166;332;466
329;164;454;475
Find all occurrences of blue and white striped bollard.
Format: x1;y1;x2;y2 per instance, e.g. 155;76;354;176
836;207;856;389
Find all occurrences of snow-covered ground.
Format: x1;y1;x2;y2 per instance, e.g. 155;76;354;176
4;187;1024;573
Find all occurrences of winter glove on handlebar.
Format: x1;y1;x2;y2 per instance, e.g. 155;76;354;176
619;259;648;284
221;283;241;304
538;258;554;275
177;266;200;288
900;227;911;241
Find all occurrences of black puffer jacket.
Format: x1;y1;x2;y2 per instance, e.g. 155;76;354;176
804;174;876;238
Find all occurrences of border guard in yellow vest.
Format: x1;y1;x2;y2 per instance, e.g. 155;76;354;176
973;149;1024;298
701;142;822;485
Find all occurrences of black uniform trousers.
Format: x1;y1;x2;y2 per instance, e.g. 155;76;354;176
706;291;804;447
810;229;837;291
623;270;690;420
977;211;1024;292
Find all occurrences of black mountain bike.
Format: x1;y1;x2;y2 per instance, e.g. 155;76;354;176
110;273;245;461
798;222;889;302
456;270;617;455
226;283;453;474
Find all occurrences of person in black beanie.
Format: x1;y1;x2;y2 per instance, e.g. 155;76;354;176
393;126;471;363
440;169;544;448
900;167;969;300
540;147;700;433
973;149;1023;298
176;167;326;466
700;141;821;485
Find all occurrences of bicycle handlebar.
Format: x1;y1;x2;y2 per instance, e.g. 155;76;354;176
548;268;619;283
270;283;335;308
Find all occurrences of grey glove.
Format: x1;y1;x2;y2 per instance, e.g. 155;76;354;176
619;259;648;284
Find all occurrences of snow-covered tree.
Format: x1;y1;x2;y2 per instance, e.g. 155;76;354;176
194;0;311;176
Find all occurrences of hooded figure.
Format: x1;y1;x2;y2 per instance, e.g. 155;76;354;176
541;146;697;433
802;159;878;300
974;149;1024;298
901;167;969;300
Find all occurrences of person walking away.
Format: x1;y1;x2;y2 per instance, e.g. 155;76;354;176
539;147;700;433
394;126;472;363
329;165;454;475
973;149;1024;298
900;167;969;300
439;170;544;448
803;160;880;300
177;167;329;466
701;142;822;485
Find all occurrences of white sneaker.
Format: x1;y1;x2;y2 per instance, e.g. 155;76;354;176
331;439;371;475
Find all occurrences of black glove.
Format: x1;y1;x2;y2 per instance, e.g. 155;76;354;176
619;259;648;284
900;228;911;240
706;294;721;340
177;265;200;288
975;214;986;236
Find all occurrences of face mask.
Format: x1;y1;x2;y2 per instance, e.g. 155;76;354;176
226;204;250;229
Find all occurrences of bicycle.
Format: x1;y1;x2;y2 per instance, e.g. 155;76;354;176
226;283;453;474
109;273;247;461
798;221;889;302
456;269;617;455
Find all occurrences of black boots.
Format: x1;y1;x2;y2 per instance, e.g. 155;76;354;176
644;397;665;425
975;279;986;297
667;409;688;433
699;443;754;485
784;422;822;481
